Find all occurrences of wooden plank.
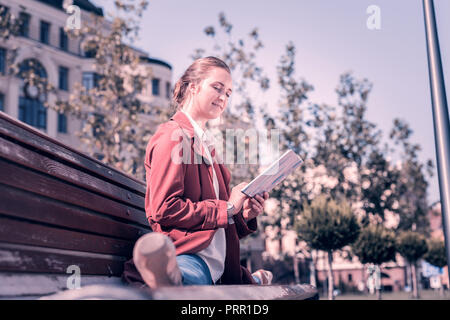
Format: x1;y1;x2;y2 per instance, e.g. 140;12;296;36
0;183;151;241
0;158;149;227
0;273;124;298
41;283;319;300
0;112;146;194
0;243;126;276
0;215;135;256
150;284;319;300
41;283;153;300
0;136;144;209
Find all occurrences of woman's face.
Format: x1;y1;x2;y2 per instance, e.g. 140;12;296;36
190;67;233;120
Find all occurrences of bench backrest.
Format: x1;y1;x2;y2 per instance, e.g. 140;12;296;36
0;111;151;277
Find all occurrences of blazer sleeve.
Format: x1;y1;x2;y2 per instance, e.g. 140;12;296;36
146;125;228;231
233;209;258;239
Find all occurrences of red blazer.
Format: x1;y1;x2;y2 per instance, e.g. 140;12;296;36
122;111;258;286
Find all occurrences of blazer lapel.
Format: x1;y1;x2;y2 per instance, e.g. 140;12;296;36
171;111;213;166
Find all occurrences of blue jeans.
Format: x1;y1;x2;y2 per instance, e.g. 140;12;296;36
253;275;261;284
176;254;213;285
176;254;262;285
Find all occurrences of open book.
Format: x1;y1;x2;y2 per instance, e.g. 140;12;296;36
241;149;303;197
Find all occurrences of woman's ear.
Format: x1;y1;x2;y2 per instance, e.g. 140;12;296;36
188;82;198;96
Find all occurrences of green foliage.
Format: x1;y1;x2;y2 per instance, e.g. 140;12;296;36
53;1;156;180
396;231;428;263
424;239;447;268
390;119;434;233
295;195;360;252
335;73;380;168
352;224;396;265
0;5;20;40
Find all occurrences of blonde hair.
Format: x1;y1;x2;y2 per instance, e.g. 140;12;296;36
171;56;231;111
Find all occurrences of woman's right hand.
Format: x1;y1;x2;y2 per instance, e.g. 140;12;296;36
228;182;248;214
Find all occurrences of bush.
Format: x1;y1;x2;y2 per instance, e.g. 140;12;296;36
397;231;427;263
352;224;396;265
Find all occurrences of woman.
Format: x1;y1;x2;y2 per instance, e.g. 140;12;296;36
122;56;272;287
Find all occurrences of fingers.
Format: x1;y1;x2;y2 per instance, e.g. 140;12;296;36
254;194;266;206
244;198;262;211
255;192;269;201
242;193;267;218
250;197;264;212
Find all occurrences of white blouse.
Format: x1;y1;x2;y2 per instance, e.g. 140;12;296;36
180;110;227;283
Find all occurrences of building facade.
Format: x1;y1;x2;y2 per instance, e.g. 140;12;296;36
0;0;172;155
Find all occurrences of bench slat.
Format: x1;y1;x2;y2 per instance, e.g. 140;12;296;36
0;183;150;241
0;215;134;256
149;284;319;300
0;112;145;195
0;243;126;276
0;136;145;210
0;158;149;228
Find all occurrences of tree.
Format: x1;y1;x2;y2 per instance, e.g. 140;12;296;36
397;231;428;299
303;73;391;288
359;148;399;227
425;239;447;269
424;238;447;297
0;5;21;40
352;224;397;299
54;1;158;180
267;43;315;282
334;73;381;169
296;195;360;300
389;119;434;233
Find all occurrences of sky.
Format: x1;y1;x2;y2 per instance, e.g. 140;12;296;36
94;0;450;204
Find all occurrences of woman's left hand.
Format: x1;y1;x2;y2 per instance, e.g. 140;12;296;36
242;192;269;222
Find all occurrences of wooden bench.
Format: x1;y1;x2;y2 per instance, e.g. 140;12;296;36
0;111;318;300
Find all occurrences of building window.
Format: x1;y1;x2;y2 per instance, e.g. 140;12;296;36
59;27;68;51
348;274;353;283
166;81;171;99
0;47;5;74
58;112;67;133
19;12;30;37
152;78;160;96
83;40;97;58
82;72;100;90
19;96;47;130
59;66;69;91
40;21;50;44
17;59;48;130
0;93;4;112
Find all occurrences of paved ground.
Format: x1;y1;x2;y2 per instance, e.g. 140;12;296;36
319;289;450;300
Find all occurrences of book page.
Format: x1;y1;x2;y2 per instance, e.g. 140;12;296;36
241;149;303;197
